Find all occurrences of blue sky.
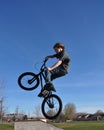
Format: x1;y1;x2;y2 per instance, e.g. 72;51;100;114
0;0;104;116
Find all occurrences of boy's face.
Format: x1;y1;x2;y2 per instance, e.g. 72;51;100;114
54;47;63;53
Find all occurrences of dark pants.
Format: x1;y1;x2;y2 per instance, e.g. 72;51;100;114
45;67;67;83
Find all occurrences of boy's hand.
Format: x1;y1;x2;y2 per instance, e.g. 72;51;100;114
47;67;52;71
45;56;50;61
45;55;54;61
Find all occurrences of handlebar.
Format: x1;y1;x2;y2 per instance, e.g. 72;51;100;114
43;58;48;63
40;59;48;70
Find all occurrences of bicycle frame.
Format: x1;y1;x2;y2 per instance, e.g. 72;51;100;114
37;69;47;89
37;70;53;97
28;60;47;89
36;60;47;89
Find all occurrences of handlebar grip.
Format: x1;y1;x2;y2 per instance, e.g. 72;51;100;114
44;59;48;62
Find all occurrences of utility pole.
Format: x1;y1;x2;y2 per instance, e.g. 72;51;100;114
0;98;3;123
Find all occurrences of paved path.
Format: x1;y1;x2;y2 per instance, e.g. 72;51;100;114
14;121;63;130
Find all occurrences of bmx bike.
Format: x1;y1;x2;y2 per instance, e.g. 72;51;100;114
18;60;62;119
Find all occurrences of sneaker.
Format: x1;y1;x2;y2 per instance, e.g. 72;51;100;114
38;87;44;97
38;87;49;97
42;90;49;97
38;90;49;98
44;82;56;92
38;92;43;97
38;82;56;97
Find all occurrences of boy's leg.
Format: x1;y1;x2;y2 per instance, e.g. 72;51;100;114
38;68;66;97
44;68;65;82
44;70;52;83
38;70;55;97
51;68;66;80
44;69;56;90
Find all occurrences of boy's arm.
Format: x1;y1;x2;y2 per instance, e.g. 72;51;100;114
45;55;55;60
47;60;62;71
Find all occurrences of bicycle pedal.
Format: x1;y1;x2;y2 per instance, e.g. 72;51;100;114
42;90;49;97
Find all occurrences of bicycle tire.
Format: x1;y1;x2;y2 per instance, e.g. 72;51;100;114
18;72;39;91
41;94;62;119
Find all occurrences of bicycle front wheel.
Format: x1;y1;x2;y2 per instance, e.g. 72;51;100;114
18;72;39;91
41;94;62;119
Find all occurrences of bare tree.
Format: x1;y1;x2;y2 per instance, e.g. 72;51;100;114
0;80;6;122
0;98;3;122
34;105;42;118
95;110;104;115
64;103;76;120
15;106;19;115
0;80;5;99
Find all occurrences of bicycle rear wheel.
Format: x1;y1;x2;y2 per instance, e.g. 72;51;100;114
41;94;62;119
18;72;39;91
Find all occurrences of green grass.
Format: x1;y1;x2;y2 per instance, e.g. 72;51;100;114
0;123;14;130
1;121;104;130
52;121;104;130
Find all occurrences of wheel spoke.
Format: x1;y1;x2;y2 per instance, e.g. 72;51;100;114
18;72;39;91
42;94;62;119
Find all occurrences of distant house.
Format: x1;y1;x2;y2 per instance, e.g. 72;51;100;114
3;113;26;122
74;113;104;121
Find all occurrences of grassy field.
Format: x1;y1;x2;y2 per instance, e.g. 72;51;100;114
0;121;104;130
0;123;14;130
52;121;104;130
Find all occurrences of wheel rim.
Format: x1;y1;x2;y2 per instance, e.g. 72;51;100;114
18;72;39;90
42;94;62;119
